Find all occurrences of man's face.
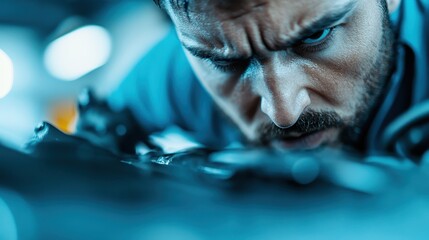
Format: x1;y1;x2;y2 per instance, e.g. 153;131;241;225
165;0;396;149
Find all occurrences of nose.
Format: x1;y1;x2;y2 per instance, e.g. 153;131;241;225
256;57;311;128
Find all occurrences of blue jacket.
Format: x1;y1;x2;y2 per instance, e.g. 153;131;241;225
108;0;428;153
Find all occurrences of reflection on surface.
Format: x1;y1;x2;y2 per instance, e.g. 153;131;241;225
0;49;14;99
1;123;429;239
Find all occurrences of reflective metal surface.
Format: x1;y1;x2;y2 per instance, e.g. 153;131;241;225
1;122;429;239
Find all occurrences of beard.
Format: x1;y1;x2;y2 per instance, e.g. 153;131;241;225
257;0;397;149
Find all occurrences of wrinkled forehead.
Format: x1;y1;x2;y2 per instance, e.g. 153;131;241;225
164;0;356;26
164;0;358;47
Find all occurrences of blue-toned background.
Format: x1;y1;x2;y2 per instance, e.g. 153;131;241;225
1;1;429;240
0;0;169;147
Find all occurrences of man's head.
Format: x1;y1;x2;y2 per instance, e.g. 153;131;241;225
157;0;401;149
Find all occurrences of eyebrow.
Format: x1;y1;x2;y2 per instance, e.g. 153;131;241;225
182;1;358;62
288;1;358;46
183;45;250;62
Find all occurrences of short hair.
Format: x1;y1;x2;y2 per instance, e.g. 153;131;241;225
153;0;163;8
152;0;244;14
152;0;190;15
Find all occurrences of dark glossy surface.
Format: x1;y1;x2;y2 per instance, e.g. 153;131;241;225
1;123;429;239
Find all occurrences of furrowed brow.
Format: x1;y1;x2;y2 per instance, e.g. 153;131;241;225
165;0;190;18
183;45;249;62
182;1;358;60
285;1;358;47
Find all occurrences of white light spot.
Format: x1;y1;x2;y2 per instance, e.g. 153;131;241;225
44;25;112;81
0;49;14;99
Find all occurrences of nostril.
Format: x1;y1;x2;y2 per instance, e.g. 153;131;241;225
260;89;311;129
260;98;299;128
272;118;297;129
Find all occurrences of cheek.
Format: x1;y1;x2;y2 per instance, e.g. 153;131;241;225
185;52;263;130
302;3;385;112
185;51;249;101
307;20;383;107
327;33;381;79
185;54;225;96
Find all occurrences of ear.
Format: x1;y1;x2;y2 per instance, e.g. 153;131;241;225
386;0;402;13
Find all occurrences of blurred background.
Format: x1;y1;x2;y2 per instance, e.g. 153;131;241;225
1;2;429;239
0;0;171;147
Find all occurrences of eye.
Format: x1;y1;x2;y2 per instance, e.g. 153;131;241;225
207;59;250;73
301;28;333;45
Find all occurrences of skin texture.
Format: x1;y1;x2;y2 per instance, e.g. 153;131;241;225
162;0;401;149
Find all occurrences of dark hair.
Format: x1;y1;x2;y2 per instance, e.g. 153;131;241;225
153;0;192;16
153;0;162;7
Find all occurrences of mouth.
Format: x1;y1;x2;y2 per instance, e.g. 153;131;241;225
271;129;334;150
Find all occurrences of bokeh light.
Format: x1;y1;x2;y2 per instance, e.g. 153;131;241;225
43;25;112;81
0;49;14;99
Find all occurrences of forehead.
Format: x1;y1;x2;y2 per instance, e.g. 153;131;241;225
167;0;357;25
167;0;359;52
